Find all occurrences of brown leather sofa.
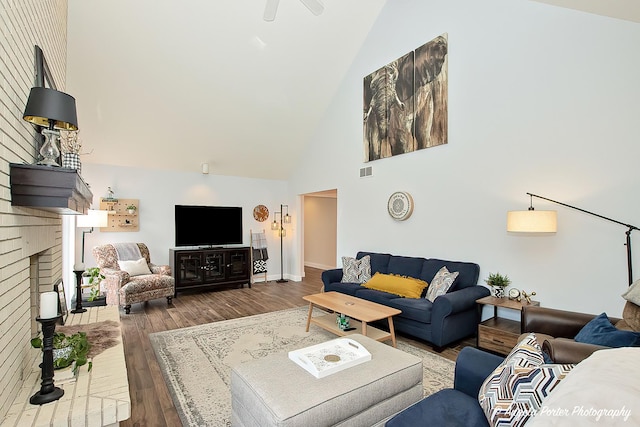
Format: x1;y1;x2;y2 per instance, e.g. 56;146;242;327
521;305;620;364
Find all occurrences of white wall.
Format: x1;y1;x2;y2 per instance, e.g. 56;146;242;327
290;0;640;317
79;164;294;280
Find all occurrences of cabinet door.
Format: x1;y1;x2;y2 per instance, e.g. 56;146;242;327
176;252;203;286
226;250;249;280
203;251;226;283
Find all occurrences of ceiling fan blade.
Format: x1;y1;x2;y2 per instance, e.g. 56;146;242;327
264;0;279;21
300;0;324;16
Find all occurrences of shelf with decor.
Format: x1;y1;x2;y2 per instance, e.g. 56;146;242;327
99;197;139;232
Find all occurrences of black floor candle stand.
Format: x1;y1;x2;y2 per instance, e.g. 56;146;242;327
71;269;86;314
30;315;64;405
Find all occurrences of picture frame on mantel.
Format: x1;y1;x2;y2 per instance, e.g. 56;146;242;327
363;33;448;162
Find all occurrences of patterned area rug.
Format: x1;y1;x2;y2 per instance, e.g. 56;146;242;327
149;306;454;426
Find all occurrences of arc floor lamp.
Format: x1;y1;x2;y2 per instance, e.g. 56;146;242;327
508;192;639;286
271;204;291;283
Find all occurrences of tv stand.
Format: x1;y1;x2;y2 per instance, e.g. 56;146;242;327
170;247;250;296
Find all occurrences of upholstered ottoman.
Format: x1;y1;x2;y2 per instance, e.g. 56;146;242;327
230;334;423;427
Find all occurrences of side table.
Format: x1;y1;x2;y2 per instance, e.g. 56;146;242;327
476;296;540;355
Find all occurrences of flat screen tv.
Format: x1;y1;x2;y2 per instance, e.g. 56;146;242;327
175;205;243;247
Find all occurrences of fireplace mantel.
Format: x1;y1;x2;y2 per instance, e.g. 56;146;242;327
9;163;93;215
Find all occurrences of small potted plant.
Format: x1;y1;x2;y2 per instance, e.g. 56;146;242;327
485;272;511;298
83;267;105;304
31;331;92;374
126;204;137;214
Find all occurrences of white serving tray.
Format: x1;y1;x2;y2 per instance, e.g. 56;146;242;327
288;337;372;378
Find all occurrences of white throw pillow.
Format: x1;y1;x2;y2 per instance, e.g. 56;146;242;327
118;258;152;276
622;278;640;306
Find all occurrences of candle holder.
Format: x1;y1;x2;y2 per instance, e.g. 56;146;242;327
71;269;86;313
30;315;64;405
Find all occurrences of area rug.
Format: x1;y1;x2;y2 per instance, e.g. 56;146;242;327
149;306;454;426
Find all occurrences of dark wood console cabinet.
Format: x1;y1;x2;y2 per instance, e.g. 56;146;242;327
170;247;250;296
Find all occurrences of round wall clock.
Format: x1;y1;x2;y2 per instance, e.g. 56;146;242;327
387;191;414;221
253;205;269;222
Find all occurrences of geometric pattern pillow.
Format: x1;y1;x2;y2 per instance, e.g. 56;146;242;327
341;255;372;284
424;266;459;302
479;363;574;427
478;333;574;427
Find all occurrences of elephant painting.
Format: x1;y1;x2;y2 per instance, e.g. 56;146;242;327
363;34;448;162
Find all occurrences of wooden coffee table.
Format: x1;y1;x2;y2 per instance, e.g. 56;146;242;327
303;292;402;347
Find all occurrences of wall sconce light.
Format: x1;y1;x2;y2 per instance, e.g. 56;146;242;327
202;163;209;174
508;192;639;285
272;204;290;283
23;87;78;167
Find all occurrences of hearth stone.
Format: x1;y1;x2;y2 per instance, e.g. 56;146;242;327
230;334;423;427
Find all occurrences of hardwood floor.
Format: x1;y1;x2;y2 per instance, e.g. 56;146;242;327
118;267;474;426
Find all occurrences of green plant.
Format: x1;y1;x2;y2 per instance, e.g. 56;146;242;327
30;331;92;373
485;272;511;288
126;204;137;211
84;267;104;301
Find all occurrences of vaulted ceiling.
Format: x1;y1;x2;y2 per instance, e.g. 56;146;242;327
66;0;639;180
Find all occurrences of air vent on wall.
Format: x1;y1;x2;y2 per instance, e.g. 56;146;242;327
359;166;372;178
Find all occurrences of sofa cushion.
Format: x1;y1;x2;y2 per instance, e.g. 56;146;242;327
340;255;371;284
324;281;362;297
478;334;574;427
386;297;433;324
574;312;640;347
425;266;459;302
356;252;391;275
353;288;398;306
387;255;427;278
361;272;427;298
420;259;479;291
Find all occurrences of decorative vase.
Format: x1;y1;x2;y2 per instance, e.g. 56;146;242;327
61;153;81;175
492;286;505;298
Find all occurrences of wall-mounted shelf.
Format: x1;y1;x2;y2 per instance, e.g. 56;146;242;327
99;198;139;232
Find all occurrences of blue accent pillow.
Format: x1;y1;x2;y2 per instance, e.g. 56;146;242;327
575;312;640;347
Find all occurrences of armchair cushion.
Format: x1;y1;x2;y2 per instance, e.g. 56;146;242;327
118;258;152;276
574;312;640;347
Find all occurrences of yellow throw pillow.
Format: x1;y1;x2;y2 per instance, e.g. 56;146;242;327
362;272;428;298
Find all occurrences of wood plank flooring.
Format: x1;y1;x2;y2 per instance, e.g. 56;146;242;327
118;267;474;427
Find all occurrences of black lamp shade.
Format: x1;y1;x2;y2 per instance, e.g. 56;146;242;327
23;87;78;131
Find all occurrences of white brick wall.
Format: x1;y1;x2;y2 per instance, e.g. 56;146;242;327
0;0;68;420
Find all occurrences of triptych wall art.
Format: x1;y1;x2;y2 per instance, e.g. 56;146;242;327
363;33;448;162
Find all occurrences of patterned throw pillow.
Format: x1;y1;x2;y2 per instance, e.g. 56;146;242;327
478;334;574;427
424;266;459;302
341;255;372;284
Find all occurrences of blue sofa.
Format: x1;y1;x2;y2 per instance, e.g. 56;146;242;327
386;346;502;426
322;251;490;348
